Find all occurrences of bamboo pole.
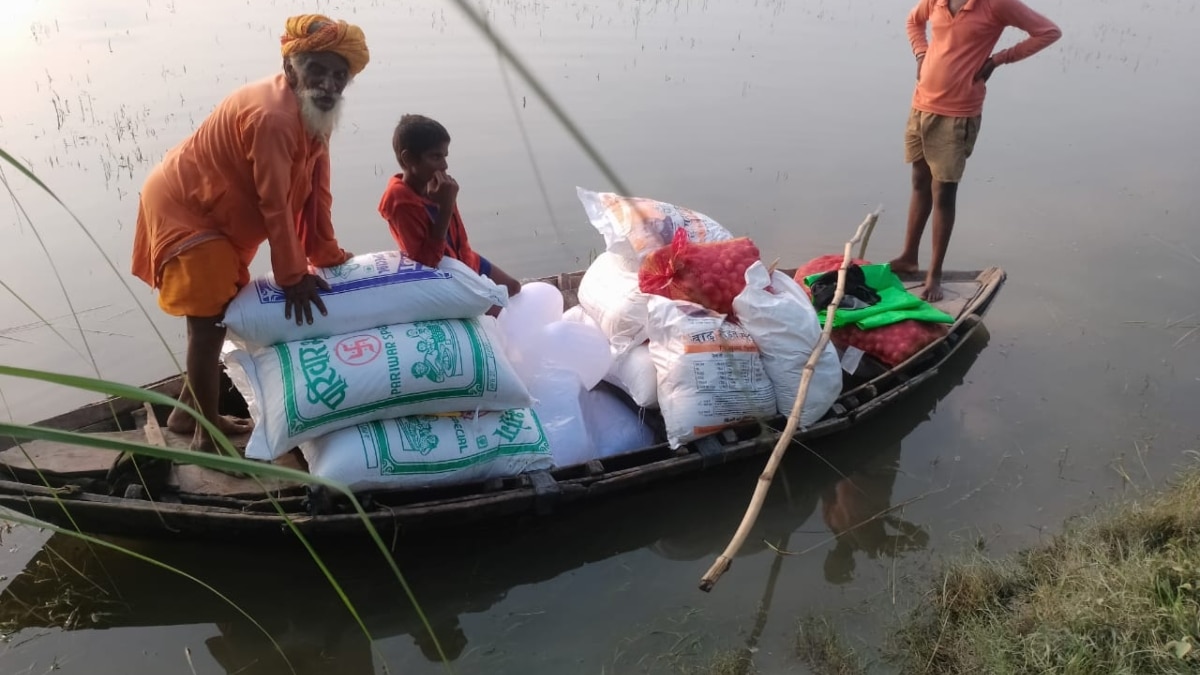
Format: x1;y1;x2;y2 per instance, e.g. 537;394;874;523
698;206;883;592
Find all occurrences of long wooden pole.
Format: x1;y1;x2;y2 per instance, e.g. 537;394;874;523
698;207;882;592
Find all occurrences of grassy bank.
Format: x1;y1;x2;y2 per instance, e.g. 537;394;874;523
877;462;1200;674
678;463;1200;674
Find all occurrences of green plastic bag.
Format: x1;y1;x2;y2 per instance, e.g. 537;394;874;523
803;263;954;330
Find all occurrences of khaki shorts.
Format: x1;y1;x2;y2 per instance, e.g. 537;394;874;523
904;108;982;183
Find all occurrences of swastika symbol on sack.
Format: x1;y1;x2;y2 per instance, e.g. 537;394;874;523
334;335;383;366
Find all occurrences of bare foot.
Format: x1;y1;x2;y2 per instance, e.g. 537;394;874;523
920;277;944;302
168;412;254;436
189;431;222;454
888;257;920;275
190;429;250;477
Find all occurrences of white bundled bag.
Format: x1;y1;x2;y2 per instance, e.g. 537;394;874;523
223;316;532;461
607;345;657;408
579;386;657;458
527;366;594;468
576;187;734;263
563;305;657;407
732;262;842;426
646;297;777;449
223;251;508;349
576;252;651;355
299;408;553;492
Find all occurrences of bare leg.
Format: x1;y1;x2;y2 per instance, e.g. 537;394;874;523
889;159;933;275
170;316;253;452
168;312;252;432
922;180;959;303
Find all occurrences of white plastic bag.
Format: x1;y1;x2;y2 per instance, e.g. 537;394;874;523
646;297;777;449
606;344;658;408
563;305;656;407
223;316;532;461
223;251;507;349
732;262;842;426
576;187;734;263
299;409;553;492
527;366;594;468
576;252;651;355
561;305;589;325
503;311;613;390
579;385;658;458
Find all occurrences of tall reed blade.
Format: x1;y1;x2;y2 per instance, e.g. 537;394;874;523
445;0;632;197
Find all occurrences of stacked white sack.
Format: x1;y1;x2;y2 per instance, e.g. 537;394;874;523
299;408;553;492
223;251;508;349
731;262;842;426
646;296;777;449
223;316;532;461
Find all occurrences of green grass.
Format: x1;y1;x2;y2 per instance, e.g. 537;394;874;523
795;617;868;675
677;650;757;675
879;462;1200;674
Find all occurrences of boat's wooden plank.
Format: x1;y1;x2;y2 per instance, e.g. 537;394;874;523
0;431;135;476
168;451;307;499
142;398;288;499
927;281;977;319
141;402;167;447
157;427;251;453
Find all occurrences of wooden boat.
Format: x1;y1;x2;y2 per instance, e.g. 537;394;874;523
0;326;992;660
0;266;1006;541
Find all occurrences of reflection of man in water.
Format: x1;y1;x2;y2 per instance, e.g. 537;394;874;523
412;615;470;663
820;446;929;584
205;618;375;675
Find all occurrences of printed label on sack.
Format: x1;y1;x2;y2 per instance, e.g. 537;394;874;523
646;300;777;447
253;251;452;305
681;319;758;353
603;195;730;256
335;335;383;366
298;341;349;410
352;410;550;477
278;319;494;436
686;353;775;427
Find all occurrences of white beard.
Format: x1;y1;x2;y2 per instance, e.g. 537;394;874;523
297;90;343;141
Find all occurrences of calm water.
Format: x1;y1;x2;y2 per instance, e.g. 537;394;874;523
1;0;1198;672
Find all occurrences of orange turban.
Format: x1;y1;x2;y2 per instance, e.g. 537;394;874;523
280;14;370;77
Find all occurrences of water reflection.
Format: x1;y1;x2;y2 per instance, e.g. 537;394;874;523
0;328;986;672
206;619;375;675
820;445;930;584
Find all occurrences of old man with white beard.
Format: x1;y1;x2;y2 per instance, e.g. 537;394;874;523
130;14;369;453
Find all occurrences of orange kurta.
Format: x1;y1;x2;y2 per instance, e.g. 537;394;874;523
132;73;349;292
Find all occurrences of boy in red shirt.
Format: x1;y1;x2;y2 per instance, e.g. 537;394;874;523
378;114;522;301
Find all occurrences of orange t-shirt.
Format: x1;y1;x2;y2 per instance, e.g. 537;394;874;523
908;0;1061;117
131;73;349;290
377;175;489;276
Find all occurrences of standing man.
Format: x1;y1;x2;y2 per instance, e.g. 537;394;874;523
131;14;370;452
890;0;1060;301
